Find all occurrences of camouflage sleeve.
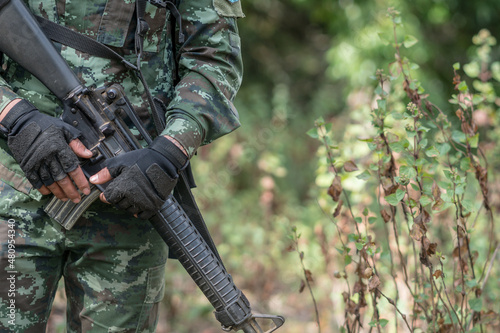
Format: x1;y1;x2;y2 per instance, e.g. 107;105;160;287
161;0;244;157
0;77;20;116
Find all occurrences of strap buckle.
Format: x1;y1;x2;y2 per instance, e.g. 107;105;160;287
138;18;149;37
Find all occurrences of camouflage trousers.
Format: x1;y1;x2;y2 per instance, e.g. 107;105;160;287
0;182;168;333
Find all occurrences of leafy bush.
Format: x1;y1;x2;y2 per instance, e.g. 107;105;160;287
306;8;500;333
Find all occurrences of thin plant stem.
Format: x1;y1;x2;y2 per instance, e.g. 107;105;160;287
377;289;412;332
292;228;321;333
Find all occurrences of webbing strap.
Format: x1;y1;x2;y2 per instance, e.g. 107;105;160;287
134;0;165;134
34;16;138;71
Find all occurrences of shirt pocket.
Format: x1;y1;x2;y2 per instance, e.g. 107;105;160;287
96;0;167;54
96;0;136;48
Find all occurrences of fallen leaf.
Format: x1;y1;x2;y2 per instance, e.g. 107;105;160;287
344;160;359;172
384;184;399;196
475;165;489;199
333;199;343;218
423;237;437;256
421;209;431;223
419;251;431;268
305;269;314;282
428;243;437;256
452;245;469;258
381;209;391;223
414;211;431;226
299;280;305;293
432;181;441;200
410;223;424;241
462;122;475;136
368;275;381;292
432;198;445;211
328;175;342;202
346;299;357;314
353;281;366;294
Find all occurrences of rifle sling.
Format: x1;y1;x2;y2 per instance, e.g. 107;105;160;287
34;16;137;70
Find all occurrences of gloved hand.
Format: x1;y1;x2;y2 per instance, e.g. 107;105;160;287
89;135;188;220
0;99;92;202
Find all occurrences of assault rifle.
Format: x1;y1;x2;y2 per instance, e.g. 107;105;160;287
0;0;284;332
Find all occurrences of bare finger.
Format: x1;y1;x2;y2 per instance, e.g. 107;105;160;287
69;139;93;158
99;192;110;204
46;182;69;201
38;185;51;196
68;166;91;196
89;168;112;185
56;176;81;203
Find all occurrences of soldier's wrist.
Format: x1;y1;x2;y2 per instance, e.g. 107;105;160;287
0;98;22;123
160;117;203;158
150;135;189;172
164;135;188;157
0;99;37;138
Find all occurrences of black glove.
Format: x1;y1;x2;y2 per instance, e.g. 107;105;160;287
101;136;188;220
0;99;81;189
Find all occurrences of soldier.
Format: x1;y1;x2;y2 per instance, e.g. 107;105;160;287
0;0;244;332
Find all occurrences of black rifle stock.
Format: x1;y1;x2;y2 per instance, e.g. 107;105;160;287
0;0;284;332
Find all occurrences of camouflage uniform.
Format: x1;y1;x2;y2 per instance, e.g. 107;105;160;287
0;0;244;332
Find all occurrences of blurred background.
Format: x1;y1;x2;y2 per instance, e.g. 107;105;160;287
48;0;500;332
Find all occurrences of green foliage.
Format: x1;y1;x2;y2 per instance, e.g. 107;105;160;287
143;2;500;333
308;10;500;333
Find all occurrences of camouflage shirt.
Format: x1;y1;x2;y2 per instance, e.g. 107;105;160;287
0;0;244;196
